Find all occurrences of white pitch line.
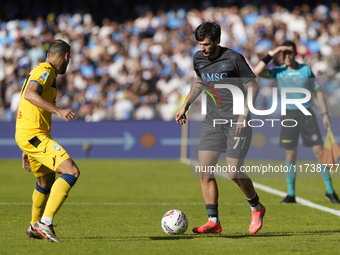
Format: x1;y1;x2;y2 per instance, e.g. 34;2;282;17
0;202;288;206
183;160;340;217
252;182;340;217
0;202;246;206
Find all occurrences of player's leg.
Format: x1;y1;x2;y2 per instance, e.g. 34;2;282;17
312;144;339;203
198;150;220;204
40;158;80;226
27;171;54;237
225;120;265;234
192;150;222;234
29;138;79;242
193;122;225;234
226;157;255;198
300;109;339;203
35;158;79;242
226;157;265;234
15;147;55;239
280;113;300;203
282;147;297;203
32;172;55;224
27;167;55;239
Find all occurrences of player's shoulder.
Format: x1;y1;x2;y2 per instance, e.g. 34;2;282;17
298;63;312;71
32;62;54;74
193;50;204;61
223;47;241;58
270;64;286;72
30;62;55;84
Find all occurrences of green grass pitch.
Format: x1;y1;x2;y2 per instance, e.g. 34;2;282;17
1;159;340;255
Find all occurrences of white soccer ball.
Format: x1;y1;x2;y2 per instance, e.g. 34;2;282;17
161;209;188;235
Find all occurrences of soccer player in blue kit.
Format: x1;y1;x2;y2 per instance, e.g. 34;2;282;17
253;40;339;203
176;21;266;234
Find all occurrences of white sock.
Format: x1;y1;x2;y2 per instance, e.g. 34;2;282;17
209;217;219;224
251;203;262;211
41;216;53;225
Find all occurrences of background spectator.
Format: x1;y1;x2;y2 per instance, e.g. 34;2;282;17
0;0;339;122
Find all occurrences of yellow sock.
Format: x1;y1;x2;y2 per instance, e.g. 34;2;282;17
43;178;72;218
31;184;50;225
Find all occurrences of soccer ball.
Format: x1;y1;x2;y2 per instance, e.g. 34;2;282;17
161;209;188;235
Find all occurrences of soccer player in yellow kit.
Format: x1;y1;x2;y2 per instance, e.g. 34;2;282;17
15;39;80;242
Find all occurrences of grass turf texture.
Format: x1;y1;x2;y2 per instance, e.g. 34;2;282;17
1;159;340;255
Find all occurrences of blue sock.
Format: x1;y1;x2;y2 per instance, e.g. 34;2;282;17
320;165;334;194
60;173;78;187
285;162;296;197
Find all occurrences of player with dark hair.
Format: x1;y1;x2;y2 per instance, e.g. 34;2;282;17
15;39;80;242
176;21;266;234
253;40;339;203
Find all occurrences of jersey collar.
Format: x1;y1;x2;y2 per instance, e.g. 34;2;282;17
284;63;301;70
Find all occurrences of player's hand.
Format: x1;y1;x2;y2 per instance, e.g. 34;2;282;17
57;109;76;122
322;114;331;129
236;115;247;136
22;152;31;172
272;46;292;55
175;105;188;125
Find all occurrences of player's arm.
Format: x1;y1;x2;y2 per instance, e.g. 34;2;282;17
175;75;203;125
236;78;259;136
24;81;76;122
253;46;292;77
315;90;331;129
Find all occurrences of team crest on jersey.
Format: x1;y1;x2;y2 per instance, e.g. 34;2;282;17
219;62;227;70
40;71;49;81
311;134;318;141
199;64;204;69
54;145;61;151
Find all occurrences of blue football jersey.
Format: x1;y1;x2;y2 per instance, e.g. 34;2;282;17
268;64;321;110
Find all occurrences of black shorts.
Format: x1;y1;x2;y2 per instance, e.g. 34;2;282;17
199;120;252;159
280;108;323;148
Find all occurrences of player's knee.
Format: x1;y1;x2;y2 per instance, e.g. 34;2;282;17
59;159;80;178
228;172;243;184
69;163;80;178
313;148;323;160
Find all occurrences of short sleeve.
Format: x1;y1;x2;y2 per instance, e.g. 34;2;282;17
234;54;256;83
29;67;54;91
193;56;201;78
307;66;320;92
268;68;277;78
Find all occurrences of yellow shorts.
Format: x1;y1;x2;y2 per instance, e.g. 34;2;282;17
16;135;70;177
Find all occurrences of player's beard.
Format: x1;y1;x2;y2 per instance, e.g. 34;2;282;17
59;61;69;74
203;44;218;58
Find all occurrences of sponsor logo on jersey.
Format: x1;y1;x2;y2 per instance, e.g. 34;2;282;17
40;71;49;81
201;72;228;82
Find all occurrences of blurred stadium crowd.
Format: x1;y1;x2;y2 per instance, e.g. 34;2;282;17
0;1;340;121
